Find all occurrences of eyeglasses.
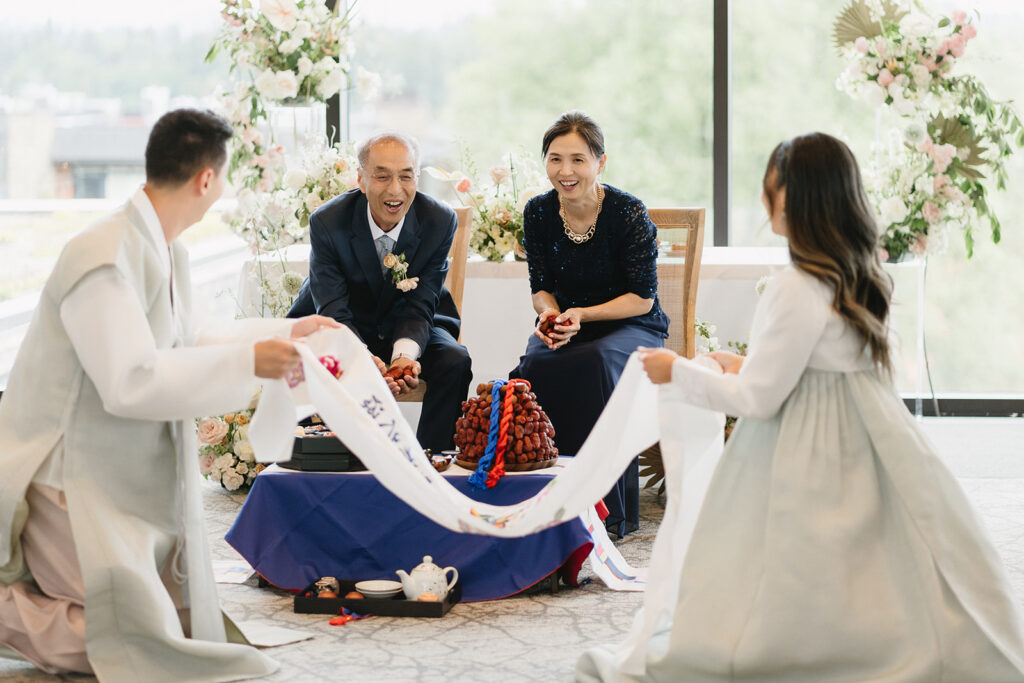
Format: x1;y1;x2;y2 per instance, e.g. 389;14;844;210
368;171;418;185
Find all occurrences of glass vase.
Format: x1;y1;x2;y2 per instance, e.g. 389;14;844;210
265;100;328;166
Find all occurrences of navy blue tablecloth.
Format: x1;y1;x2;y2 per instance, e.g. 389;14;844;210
226;464;593;602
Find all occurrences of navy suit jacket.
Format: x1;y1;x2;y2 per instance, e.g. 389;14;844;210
307;188;461;350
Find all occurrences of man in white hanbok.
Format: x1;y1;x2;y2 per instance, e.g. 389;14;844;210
0;108;337;681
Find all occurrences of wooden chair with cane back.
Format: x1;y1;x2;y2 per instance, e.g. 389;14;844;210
637;207;707;492
397;206;472;403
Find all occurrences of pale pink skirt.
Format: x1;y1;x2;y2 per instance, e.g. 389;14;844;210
0;483;91;674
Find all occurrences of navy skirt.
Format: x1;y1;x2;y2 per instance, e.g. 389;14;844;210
512;323;664;537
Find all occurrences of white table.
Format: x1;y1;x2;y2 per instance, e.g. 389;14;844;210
235;247;925;400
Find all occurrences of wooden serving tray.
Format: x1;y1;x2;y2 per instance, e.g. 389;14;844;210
456;457;558;472
294;579;460;618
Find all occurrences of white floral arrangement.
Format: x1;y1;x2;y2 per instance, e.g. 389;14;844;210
833;0;1022;261
209;0;356;101
207;0;367;192
221;142;359;316
206;0;375;317
425;150;548;262
197;390;266;492
225;141;359;253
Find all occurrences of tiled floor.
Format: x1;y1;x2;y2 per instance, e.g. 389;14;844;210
2;418;1023;682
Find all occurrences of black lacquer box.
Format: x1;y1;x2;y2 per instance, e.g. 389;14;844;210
280;415;367;472
294;579;461;618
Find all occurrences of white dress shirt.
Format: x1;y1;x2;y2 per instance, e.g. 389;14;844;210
366;203;420;363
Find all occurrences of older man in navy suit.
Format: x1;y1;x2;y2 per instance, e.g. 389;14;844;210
290;132;472;452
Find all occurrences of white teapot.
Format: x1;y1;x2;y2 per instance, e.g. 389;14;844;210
395;555;458;601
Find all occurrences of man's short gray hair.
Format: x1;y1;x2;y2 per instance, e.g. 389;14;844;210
357;132;421;170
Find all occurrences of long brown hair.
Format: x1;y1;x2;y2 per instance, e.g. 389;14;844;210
763;133;894;375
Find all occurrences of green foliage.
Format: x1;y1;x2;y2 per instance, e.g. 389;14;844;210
727;340;748;356
0;27;226;109
438;0;713;209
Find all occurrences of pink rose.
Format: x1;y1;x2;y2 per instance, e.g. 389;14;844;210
917;137;934;154
920;56;939;72
456;178;471;193
198;418;229;445
199;453;216;476
937;40;951;56
929;143;957;173
933;174;950;193
877;68;895;87
489;166;511;185
948;33;967;58
963;24;977;40
951;10;967;26
855;37;868;53
878;247;890;262
921;201;941;224
943;185;967;202
909;234;929;256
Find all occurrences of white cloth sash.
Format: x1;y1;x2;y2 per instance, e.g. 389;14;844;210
248;328;723;608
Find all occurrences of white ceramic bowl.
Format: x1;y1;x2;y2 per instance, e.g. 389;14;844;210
354;579;403;598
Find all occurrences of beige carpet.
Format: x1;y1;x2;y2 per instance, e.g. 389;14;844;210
0;483;660;683
3;418;1024;682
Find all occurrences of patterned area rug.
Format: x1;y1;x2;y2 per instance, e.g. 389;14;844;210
0;484;663;683
4;462;1024;681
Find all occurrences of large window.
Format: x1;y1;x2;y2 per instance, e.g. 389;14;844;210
732;0;1024;395
351;0;713;210
1;0;1021;401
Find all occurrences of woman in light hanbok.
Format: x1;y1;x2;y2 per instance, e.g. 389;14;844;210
580;132;1024;681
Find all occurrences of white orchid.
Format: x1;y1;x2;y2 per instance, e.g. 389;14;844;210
315;66;346;99
283;167;307;191
355;65;383;101
880;196;909;225
279;37;303;55
292;20;312;39
273;70;300;99
260;0;299;32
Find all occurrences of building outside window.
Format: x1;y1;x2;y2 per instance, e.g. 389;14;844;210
0;0;1021;404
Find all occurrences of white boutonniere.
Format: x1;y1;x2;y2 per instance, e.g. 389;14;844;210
383;252;419;291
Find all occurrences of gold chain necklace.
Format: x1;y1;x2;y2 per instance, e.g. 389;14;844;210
560;184;604;245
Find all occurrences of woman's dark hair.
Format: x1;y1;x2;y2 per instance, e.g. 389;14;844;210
763;132;894;375
145;109;233;187
541;110;605;158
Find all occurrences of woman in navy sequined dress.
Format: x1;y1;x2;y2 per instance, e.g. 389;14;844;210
512;111;669;537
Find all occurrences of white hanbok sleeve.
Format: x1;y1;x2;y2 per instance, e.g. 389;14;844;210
191;317;294;346
60;267;260;421
669;268;830;420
